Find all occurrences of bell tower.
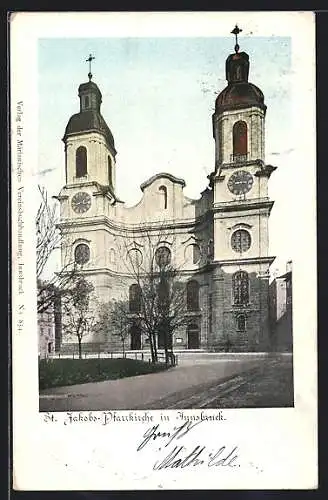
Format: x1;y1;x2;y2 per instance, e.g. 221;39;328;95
209;27;276;351
212;26;267;176
63;54;117;192
56;55;119;283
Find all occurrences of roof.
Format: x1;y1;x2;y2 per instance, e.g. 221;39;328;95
215;82;266;114
277;270;292;280
63;110;116;155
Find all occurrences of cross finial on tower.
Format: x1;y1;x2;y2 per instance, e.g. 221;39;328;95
86;53;95;81
231;25;242;53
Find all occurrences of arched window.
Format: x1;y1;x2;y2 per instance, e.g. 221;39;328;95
233;121;248;157
129;284;142;313
236;314;246;332
108;155;112;187
74;243;90;265
76;146;87;178
232;270;249;305
155;246;171;268
84;96;89;108
187;280;200;311
159;185;167;209
231;229;251;253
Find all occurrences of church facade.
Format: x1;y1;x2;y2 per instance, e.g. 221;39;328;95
56;33;276;352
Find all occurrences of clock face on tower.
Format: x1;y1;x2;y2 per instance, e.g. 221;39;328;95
227;170;253;195
71;192;91;213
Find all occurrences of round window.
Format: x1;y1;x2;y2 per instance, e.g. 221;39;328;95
74;243;90;264
155;246;171;267
128;248;143;267
231;229;251;253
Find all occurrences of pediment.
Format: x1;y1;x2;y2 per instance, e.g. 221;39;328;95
140;172;186;192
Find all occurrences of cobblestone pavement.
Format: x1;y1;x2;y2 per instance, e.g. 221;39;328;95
39;355;285;412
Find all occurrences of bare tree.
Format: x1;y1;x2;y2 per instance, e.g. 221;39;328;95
36;185;61;278
62;278;95;359
156;270;187;363
95;300;130;356
115;223;187;364
36;185;80;315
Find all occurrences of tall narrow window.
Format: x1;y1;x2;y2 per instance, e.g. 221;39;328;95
187;323;200;349
236;314;246;332
129;284;142;313
108;155;112;187
233;121;248;157
76;146;87;178
159;185;168;209
84;96;89;108
207;239;214;260
232;270;249;305
187;280;200;311
109;248;116;264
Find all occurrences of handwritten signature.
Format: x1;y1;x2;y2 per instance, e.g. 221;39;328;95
137;420;202;451
137;421;240;470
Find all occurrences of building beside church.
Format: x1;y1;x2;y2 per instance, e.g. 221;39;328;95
38;304;55;358
269;261;293;352
56;30;277;353
37;280;63;356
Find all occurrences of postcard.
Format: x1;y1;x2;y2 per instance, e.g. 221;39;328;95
11;11;317;490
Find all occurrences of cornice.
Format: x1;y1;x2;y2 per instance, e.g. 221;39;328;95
219;159;264;171
57;210;213;234
213;198;274;214
255;164;277;178
215;256;276;267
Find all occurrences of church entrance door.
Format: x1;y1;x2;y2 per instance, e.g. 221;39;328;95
187;324;200;349
130;324;141;350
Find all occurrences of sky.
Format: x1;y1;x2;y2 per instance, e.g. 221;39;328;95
38;35;293;276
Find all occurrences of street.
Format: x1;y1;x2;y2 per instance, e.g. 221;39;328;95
39;353;293;411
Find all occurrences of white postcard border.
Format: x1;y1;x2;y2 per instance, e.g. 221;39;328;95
11;11;317;490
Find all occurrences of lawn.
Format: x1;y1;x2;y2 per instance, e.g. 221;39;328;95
39;357;168;390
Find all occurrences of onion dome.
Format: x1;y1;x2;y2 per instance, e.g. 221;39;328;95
215;26;266;114
63;58;116;156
